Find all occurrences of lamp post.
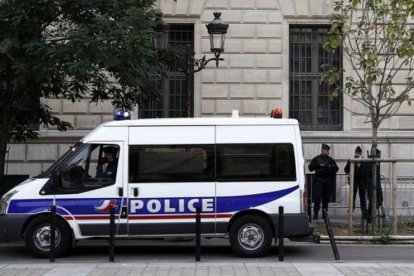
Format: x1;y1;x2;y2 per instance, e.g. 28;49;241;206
153;12;228;117
152;12;170;51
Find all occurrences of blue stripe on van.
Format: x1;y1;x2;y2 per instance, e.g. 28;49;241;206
7;185;299;215
216;185;299;213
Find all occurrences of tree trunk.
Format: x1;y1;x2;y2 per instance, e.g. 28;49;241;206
369;117;379;231
0;61;15;179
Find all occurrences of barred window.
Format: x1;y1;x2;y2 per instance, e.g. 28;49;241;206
139;24;193;118
289;26;342;130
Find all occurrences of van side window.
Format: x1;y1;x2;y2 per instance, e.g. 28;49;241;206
41;143;120;195
61;144;120;191
129;145;215;183
216;144;296;181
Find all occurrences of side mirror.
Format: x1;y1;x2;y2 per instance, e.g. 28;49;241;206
60;166;83;190
52;171;61;187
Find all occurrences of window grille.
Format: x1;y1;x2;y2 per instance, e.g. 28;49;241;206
289;26;342;130
139;24;194;118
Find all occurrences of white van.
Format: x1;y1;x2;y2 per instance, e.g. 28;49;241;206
0;116;313;257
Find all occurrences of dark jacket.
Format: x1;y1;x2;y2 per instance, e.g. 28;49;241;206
344;159;368;179
96;159;118;179
308;154;338;178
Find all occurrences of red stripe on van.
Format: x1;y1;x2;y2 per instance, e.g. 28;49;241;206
128;214;233;220
68;214;233;220
72;215;119;220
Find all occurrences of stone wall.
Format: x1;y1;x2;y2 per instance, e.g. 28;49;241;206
4;0;414;180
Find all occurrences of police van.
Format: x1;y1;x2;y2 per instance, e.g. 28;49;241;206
0;113;312;257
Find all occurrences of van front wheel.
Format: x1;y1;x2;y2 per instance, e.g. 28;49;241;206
24;216;71;258
229;215;273;257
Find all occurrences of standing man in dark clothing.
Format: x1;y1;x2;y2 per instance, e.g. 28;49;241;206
96;146;118;179
344;146;368;219
308;144;339;220
366;148;384;223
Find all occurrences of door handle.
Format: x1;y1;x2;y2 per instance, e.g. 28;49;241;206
118;187;123;197
120;207;127;219
133;187;139;197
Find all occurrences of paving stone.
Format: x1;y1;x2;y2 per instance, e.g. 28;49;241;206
0;263;413;276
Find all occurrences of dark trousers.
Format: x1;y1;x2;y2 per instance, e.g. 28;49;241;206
352;180;367;213
313;178;331;214
367;181;384;220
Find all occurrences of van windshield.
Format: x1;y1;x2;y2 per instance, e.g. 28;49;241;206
37;142;84;178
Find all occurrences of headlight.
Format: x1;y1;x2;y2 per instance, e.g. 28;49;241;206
0;190;18;215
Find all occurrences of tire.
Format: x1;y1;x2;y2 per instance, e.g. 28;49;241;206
229;215;273;257
24;216;71;258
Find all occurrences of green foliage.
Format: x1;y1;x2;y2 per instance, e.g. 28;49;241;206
405;220;414;229
373;225;392;244
322;0;414;137
0;0;171;176
0;0;163;138
400;219;414;231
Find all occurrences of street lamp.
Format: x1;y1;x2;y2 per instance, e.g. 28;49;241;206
152;12;170;51
153;12;229;117
206;12;229;66
181;12;228;73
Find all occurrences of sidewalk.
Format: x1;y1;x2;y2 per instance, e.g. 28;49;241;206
1;262;414;276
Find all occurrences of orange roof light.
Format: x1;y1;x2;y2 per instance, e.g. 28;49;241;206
270;108;282;118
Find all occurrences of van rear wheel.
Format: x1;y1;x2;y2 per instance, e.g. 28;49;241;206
24;216;71;258
229;215;273;257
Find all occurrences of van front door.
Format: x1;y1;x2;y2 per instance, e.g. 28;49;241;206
127;126;216;236
51;142;127;237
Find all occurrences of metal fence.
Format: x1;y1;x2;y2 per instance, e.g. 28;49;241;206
306;173;414;218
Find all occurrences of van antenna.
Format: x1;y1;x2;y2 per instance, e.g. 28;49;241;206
232;110;239;118
5;145;10;175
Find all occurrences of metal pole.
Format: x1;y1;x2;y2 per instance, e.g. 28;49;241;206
278;206;284;262
348;162;355;235
323;209;340;261
50;205;56;262
185;45;193;118
195;206;201;262
109;205;115;262
371;160;377;232
186;74;192;118
307;178;312;222
5;146;10;175
392;161;397;234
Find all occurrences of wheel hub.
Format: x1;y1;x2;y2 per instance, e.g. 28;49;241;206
33;225;61;251
238;224;264;251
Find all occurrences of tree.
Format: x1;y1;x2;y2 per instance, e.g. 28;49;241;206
323;0;414;155
323;0;414;230
0;0;165;178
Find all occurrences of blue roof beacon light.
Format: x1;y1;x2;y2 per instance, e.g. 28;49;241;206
114;107;131;120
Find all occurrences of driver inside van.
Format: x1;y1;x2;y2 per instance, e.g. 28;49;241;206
96;146;118;179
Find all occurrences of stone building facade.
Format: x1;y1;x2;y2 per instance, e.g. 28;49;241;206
5;0;414;183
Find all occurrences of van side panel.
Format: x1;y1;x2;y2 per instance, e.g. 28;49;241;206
216;125;295;144
215;125;309;237
129;126;214;145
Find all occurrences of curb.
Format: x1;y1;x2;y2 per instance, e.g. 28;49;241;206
319;235;414;244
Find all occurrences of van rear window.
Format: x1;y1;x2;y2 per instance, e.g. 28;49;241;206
216;144;296;181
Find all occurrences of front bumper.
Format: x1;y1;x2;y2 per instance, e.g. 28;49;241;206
0;214;30;242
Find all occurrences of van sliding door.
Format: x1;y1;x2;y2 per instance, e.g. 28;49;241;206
127;126;216;236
